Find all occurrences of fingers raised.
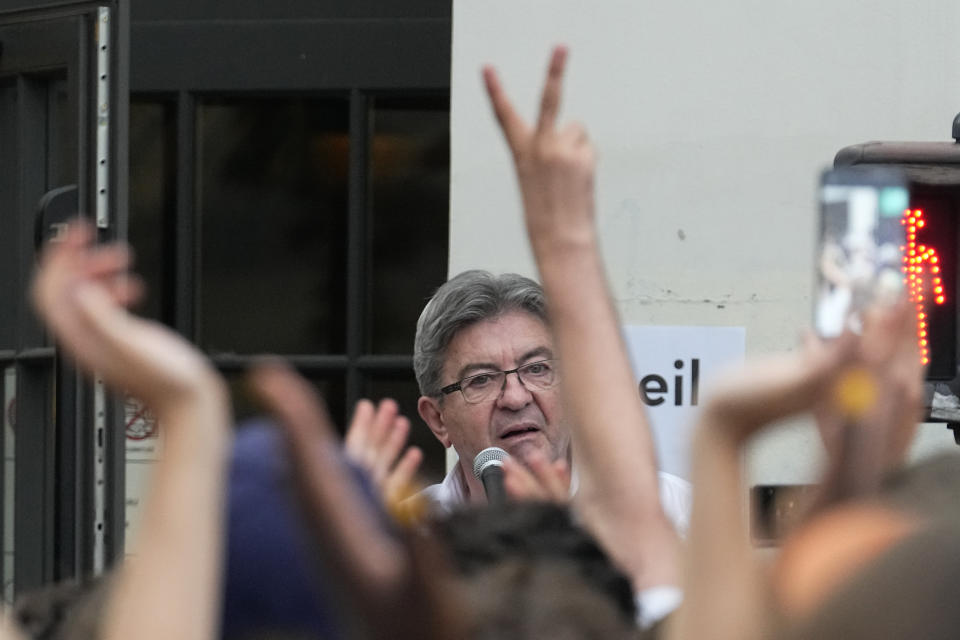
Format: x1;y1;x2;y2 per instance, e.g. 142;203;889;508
535;45;568;136
344;399;376;456
483;65;528;152
384;446;423;507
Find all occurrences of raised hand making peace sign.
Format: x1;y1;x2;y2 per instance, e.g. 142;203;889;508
484;46;597;254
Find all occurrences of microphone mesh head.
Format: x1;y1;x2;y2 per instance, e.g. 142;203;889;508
472;446;509;480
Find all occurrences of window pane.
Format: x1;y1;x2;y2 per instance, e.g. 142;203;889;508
364;373;445;485
198;99;349;355
45;75;73;189
367;98;449;354
225;370;347;434
128;99;176;323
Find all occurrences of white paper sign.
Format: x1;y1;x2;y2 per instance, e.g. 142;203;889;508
624;326;746;479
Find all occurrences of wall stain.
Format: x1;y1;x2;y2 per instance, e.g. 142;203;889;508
623;295;780;306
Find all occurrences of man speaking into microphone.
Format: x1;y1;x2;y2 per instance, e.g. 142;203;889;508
413;269;571;509
412;270;690;534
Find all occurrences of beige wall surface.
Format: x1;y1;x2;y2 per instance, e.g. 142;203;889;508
451;1;960;483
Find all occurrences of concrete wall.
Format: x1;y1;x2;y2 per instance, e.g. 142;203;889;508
450;0;960;483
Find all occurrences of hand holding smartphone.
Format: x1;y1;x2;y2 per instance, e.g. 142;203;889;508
815;167;909;337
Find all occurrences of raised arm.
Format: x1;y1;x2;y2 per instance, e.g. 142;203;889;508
31;222;230;640
668;334;856;640
485;47;679;592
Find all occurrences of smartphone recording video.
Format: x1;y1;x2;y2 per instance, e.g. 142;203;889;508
815;167;909;337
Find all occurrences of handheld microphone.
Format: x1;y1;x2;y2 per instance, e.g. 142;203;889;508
472;447;509;506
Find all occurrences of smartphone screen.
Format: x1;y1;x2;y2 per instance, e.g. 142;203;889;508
815;168;909;337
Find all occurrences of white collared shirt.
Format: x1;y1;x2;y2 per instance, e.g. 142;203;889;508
417;458;692;537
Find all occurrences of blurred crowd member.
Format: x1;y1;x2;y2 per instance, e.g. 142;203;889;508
221;419;340;640
30;222;231;640
430;502;637;622
12;576;109;640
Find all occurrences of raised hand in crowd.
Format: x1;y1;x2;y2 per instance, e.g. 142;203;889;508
667;329;859;640
250;361;463;640
502;450;571;503
813;297;925;502
31;221;231;640
485;46;683;606
344;398;424;509
668;297;931;640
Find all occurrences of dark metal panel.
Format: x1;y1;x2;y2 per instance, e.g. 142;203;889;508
0;19;80;73
0;1;109;23
210;353;350;372
0;1;98;11
53;358;80;580
14;361;55;592
130;0;451;21
355;354;414;371
103;390;125;567
0;366;7;600
0;82;18;351
10;347;55;361
345;89;370;407
71;10;87;230
130;20;451;92
15;75;49;351
174;91;196;340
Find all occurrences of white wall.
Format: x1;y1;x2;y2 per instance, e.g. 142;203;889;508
450;0;960;484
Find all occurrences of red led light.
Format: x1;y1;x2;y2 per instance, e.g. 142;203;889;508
900;209;947;366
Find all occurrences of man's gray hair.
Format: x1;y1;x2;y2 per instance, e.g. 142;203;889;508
414;270;548;397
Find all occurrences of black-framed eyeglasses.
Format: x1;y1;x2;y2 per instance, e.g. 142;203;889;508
440;359;559;404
